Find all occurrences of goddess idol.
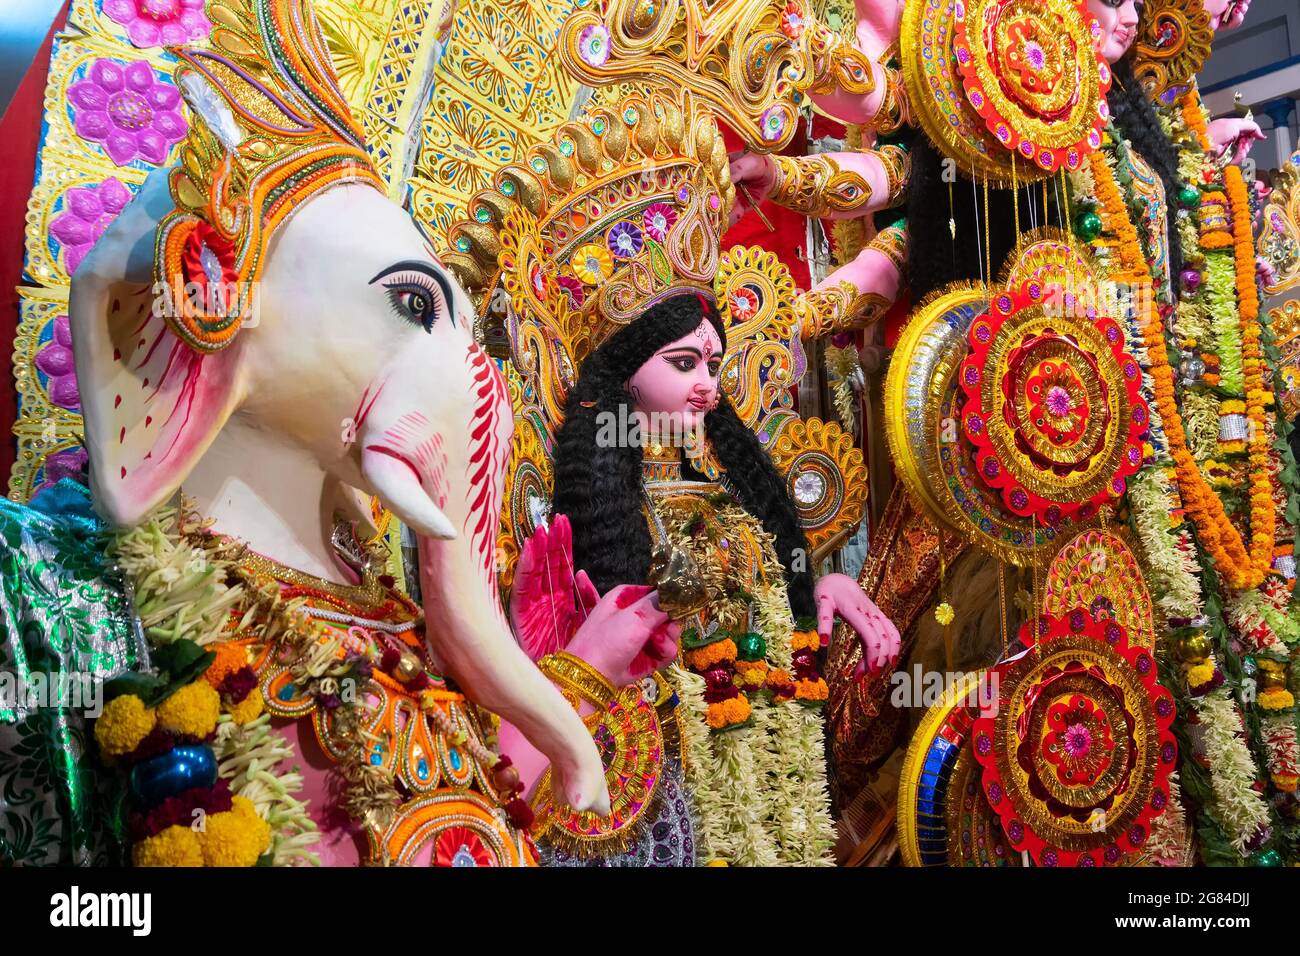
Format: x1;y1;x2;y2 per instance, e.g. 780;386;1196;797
445;86;901;866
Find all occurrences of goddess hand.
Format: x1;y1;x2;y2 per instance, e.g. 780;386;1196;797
815;572;901;676
727;151;778;226
566;584;682;690
1207;117;1265;167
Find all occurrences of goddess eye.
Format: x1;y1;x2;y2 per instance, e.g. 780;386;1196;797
668;355;697;372
707;359;722;377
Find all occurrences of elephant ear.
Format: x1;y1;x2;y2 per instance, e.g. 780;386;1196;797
69;170;245;528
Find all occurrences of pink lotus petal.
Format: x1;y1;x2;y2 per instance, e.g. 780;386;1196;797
127;19;163;48
36;344;74;377
48;377;82;411
151;109;187;140
74;110;111;140
50;213;91;246
135;128;169;165
64;245;89;275
103;0;137;21
124;60;155;93
147;83;180;112
53;315;72;348
103;130;140;166
67;81;108;111
179;10;212;36
98;177;132;213
65;187;103;220
90;60;125;92
159;22;188;46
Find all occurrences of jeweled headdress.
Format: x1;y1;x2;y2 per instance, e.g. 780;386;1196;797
155;0;383;352
444;88;733;402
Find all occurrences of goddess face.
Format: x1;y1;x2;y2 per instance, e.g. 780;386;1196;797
1087;0;1141;64
625;317;723;440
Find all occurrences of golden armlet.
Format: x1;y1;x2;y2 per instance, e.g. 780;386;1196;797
770;154;873;218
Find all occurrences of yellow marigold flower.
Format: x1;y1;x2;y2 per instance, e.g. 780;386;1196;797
225;691;264;725
1185;662;1215;687
1258;687;1295;711
199;809;271;867
231;795;260;820
934;602;955;626
156;681;221;738
133;825;204;867
95;695;156;757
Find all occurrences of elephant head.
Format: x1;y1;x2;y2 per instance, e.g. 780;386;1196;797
66;0;607;813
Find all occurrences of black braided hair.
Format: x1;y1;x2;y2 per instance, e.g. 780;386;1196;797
551;293;816;620
1107;54;1187;294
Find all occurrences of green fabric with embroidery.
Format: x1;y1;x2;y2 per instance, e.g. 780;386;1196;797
0;480;140;865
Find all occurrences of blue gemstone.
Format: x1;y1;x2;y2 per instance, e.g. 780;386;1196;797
417;758;429;779
277;683;295;701
449;747;463;771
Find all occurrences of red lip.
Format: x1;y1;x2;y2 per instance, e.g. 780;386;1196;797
687;397;710;409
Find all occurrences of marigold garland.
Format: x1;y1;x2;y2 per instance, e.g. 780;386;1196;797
1088;147;1275;593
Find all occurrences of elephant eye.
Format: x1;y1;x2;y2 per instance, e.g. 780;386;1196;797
369;260;458;334
383;280;442;332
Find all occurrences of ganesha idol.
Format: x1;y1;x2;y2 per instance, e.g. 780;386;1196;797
46;0;684;867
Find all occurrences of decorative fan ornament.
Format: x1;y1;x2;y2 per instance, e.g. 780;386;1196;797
885;283;1063;567
1133;0;1214;104
1043;530;1157;650
970;610;1177;867
958;281;1147;527
952;0;1111;173
901;0;1026;185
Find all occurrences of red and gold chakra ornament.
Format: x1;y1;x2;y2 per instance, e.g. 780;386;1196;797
971;610;1177;867
953;0;1111;173
959;282;1146;527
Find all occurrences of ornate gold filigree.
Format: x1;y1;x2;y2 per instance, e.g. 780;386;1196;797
768;417;867;556
1134;0;1213;103
1261;146;1300;297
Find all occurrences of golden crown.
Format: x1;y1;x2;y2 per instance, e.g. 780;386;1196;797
155;0;382;353
444;87;733;417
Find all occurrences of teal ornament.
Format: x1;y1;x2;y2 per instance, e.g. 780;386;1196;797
1177;185;1201;208
736;632;767;662
1252;848;1282;867
1073;210;1103;242
129;744;217;808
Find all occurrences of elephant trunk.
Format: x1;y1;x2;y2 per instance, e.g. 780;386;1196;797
359;340;608;813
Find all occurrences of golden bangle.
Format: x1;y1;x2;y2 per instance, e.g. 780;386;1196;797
538;651;617;709
796;281;892;338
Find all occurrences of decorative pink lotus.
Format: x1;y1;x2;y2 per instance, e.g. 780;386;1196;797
104;0;212;48
68;59;187;167
35;315;80;412
49;177;134;275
